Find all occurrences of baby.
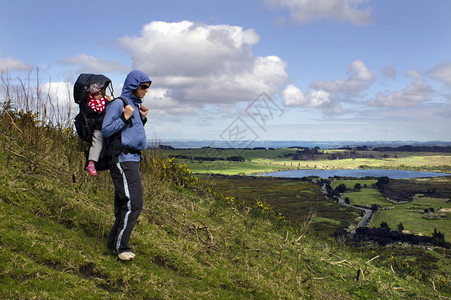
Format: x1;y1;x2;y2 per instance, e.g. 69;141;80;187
85;85;111;175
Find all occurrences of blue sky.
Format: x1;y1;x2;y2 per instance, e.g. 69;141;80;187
1;0;450;143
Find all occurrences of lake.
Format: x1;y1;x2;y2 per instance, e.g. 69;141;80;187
259;169;451;179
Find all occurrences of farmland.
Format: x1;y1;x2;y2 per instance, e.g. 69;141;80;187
163;146;451;175
163;146;451;240
162;146;451;285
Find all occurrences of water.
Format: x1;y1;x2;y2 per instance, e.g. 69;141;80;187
259;169;451;179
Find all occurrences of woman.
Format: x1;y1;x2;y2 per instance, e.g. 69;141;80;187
102;70;151;261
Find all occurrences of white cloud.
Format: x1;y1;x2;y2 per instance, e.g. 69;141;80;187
41;81;75;111
406;69;423;84
7;81;77;124
282;84;344;115
427;62;451;86
59;54;129;73
282;60;375;116
283;84;329;107
310;60;375;96
262;0;373;25
0;53;33;72
145;88;194;115
118;21;289;109
367;70;433;107
367;82;432;107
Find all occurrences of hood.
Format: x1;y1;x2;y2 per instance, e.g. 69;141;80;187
121;70;152;101
74;73;111;104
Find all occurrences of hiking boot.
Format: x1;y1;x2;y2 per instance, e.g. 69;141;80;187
86;161;98;176
118;252;135;261
108;247;135;258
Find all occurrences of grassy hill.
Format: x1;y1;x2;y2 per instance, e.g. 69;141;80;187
0;96;448;298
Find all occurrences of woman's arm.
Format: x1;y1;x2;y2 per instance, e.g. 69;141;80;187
102;100;129;138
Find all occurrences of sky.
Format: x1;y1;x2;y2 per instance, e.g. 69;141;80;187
1;0;451;144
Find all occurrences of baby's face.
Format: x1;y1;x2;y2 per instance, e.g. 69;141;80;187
92;92;103;100
92;88;106;100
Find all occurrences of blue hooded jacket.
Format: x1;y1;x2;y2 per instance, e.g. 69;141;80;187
102;70;151;162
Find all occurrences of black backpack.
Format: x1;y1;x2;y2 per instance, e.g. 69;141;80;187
89;97;129;172
74;111;92;142
74;74;112;141
73;73;129;172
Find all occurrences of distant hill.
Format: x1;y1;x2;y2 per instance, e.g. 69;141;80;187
153;139;451;149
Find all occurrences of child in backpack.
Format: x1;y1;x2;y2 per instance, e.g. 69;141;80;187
85;84;111;175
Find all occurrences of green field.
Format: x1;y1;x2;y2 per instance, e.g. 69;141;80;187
177;160;294;175
369;195;451;241
330;177;451;241
342;189;391;207
164;147;451;175
330;179;377;189
166;148;298;175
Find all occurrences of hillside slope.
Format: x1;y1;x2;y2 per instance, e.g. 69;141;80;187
0;107;445;299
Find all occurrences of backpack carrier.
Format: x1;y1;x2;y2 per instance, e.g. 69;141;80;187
73;74;128;172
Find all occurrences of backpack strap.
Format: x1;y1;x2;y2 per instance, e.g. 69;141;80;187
110;96;132;126
115;96;128;107
115;97;145;156
115;97;148;125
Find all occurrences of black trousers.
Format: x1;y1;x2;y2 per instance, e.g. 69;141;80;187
107;161;143;254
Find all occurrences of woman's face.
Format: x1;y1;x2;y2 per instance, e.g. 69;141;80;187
133;82;150;99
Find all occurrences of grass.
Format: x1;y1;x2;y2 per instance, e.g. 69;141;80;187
369;195;451;241
4;154;437;299
255;155;451;172
342;189;392;207
329;177;451;280
174;159;294;175
165;147;298;160
165;148;451;175
331;179;378;189
0;73;449;298
327;177;451;241
202;176;361;236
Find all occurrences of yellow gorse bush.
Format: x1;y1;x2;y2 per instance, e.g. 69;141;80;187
156;156;199;188
248;200;286;227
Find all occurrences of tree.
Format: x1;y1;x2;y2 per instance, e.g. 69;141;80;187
226;156;245;162
344;197;350;205
376;177;389;190
397;222;404;232
354;183;362;191
432;228;445;243
335;183;347;194
380;221;390;231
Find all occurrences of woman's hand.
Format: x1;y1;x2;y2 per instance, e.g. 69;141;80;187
123;105;135;120
139;105;149;120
